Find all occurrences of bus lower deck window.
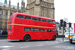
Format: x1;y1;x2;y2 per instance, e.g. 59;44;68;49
38;29;41;32
42;29;46;32
47;29;51;32
32;28;37;31
9;26;11;30
24;28;31;31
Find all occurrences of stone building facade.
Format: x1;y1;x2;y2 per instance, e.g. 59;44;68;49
0;0;25;31
0;0;54;32
26;0;54;18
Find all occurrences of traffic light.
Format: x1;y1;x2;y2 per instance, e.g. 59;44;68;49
64;21;66;27
69;23;71;27
60;19;63;27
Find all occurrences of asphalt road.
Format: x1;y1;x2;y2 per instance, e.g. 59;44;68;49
0;38;75;50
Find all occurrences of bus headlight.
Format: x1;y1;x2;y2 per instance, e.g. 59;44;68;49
9;31;11;35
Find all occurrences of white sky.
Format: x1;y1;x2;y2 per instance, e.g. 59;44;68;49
0;0;75;23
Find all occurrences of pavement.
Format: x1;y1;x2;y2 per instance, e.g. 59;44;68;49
56;38;69;42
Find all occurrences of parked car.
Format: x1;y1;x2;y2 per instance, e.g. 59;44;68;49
70;34;75;43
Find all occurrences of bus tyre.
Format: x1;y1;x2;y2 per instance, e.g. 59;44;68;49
24;35;31;42
52;35;56;40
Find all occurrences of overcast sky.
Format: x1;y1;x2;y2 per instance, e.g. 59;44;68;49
0;0;75;23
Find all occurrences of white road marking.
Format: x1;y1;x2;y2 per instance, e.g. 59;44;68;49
9;43;17;44
47;41;62;45
0;46;13;48
37;45;44;46
2;49;9;50
0;40;7;41
20;46;30;48
46;41;49;43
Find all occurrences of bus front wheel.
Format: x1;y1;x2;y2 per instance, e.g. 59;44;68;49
52;35;56;40
24;35;31;42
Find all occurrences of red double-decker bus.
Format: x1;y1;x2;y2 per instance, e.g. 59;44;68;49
8;13;57;41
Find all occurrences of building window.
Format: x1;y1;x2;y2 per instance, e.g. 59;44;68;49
22;5;23;7
0;11;3;18
0;23;2;29
10;12;12;16
5;23;7;28
24;28;31;31
5;11;8;19
32;28;37;31
40;0;42;1
47;0;49;2
17;15;24;19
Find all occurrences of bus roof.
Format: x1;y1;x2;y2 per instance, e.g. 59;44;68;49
13;13;55;21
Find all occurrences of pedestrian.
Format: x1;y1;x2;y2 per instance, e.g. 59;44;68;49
0;30;1;35
1;30;3;34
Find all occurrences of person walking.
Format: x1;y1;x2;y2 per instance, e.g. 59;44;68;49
0;30;1;35
1;30;3;35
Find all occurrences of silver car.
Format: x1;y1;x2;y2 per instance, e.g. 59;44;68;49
70;34;75;43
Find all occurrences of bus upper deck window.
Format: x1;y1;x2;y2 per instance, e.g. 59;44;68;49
47;20;51;23
25;16;31;20
38;18;41;21
32;17;38;21
17;15;24;19
42;19;46;22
